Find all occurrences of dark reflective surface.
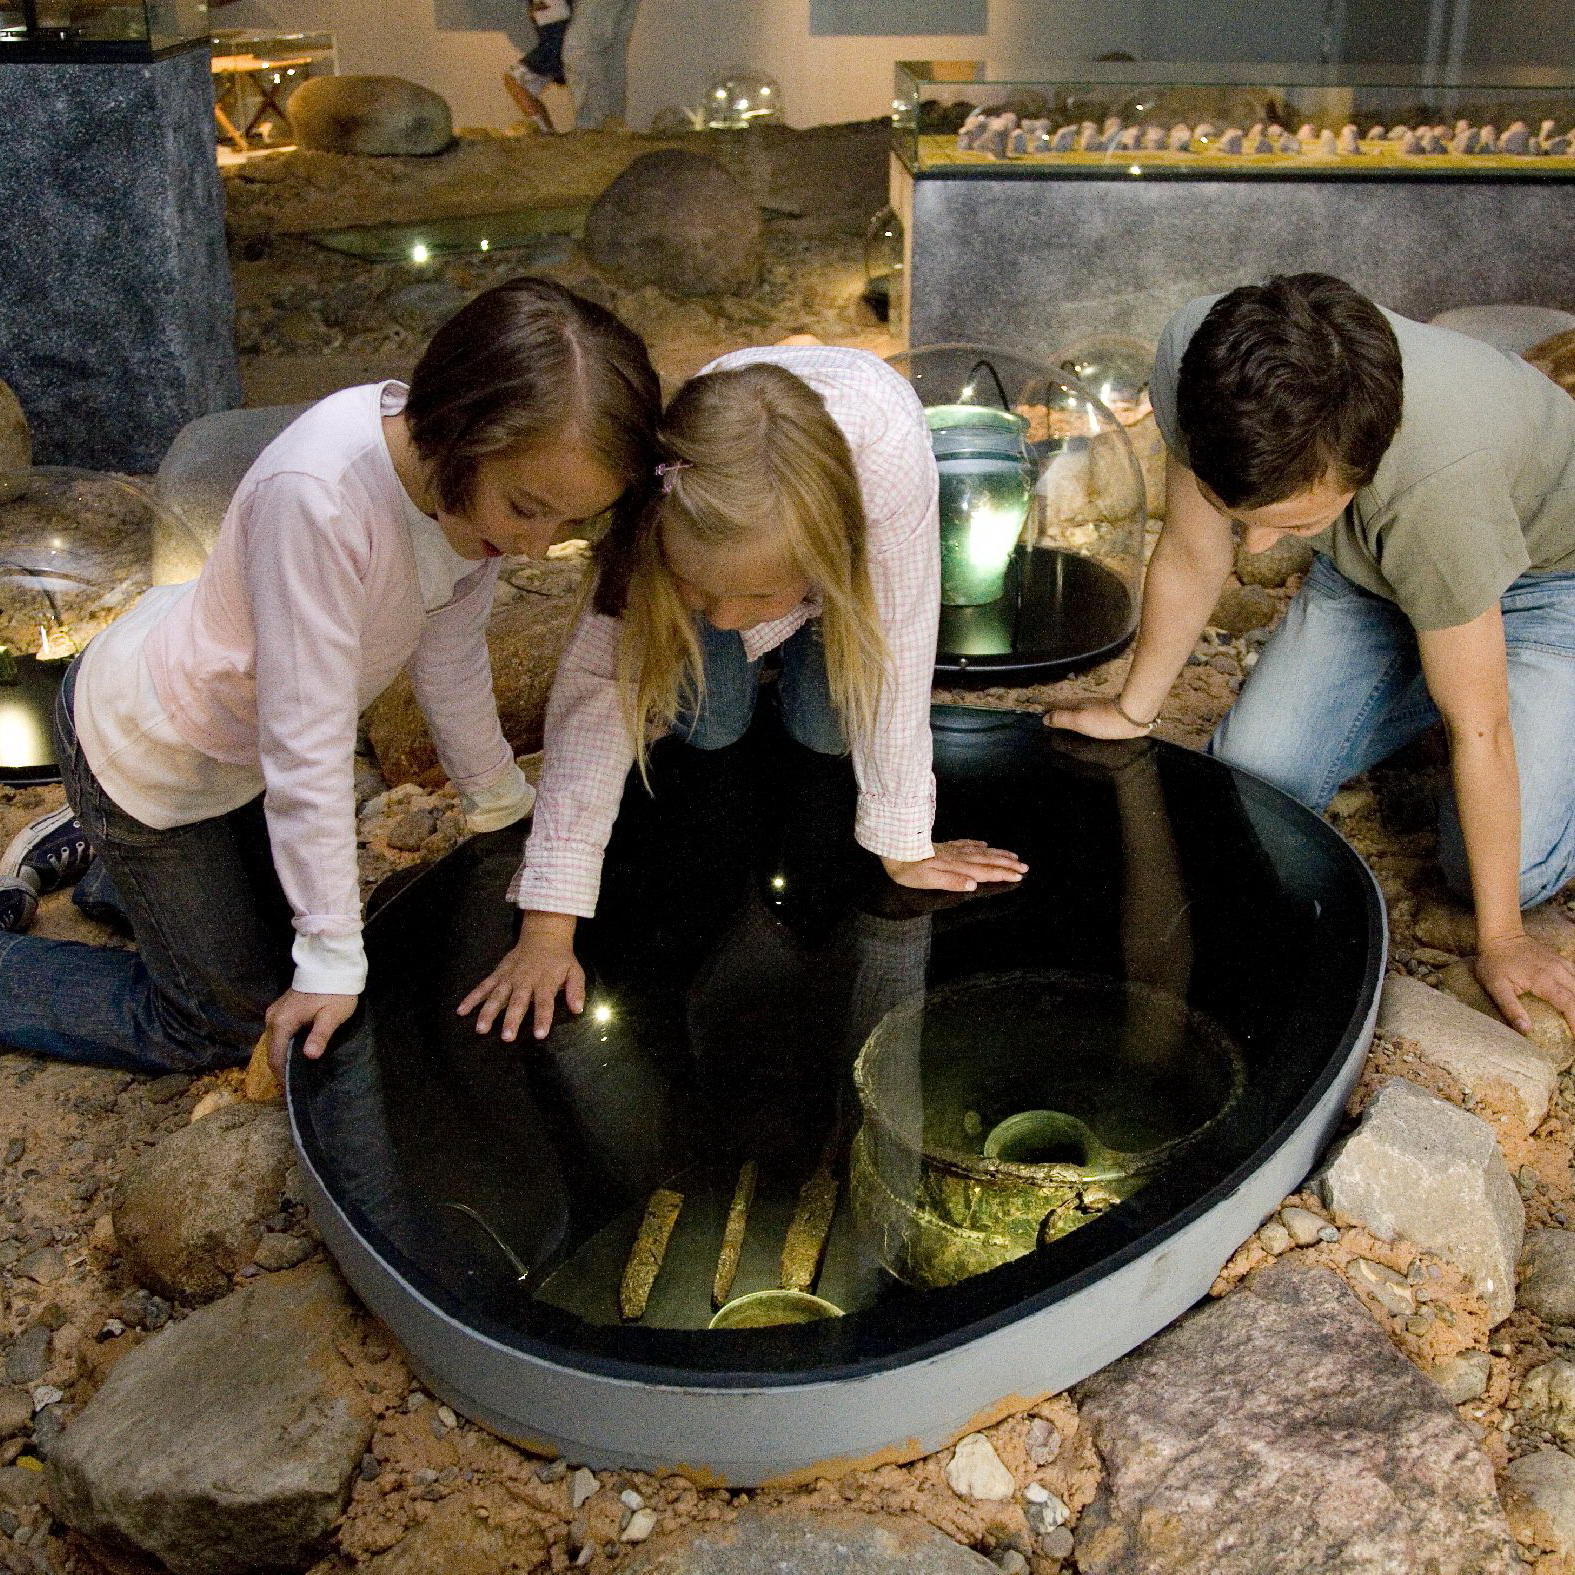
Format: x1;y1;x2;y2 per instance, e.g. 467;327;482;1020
937;547;1134;682
292;705;1382;1377
0;656;63;783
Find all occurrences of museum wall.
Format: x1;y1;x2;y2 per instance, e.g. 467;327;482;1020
215;0;1575;134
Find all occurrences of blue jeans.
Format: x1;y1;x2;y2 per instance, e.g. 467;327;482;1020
677;617;847;755
1210;554;1575;908
0;662;292;1073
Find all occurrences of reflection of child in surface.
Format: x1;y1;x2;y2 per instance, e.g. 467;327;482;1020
461;346;1028;1042
0;279;660;1082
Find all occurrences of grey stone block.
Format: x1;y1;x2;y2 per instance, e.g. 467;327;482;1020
47;1264;373;1575
1428;303;1575;354
1519;1229;1575;1323
0;51;241;471
1379;975;1557;1129
155;403;312;573
1320;1077;1524;1323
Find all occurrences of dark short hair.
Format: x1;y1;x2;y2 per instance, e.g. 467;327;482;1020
1176;273;1403;510
404;276;660;518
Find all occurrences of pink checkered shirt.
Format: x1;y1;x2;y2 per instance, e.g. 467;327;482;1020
508;345;940;917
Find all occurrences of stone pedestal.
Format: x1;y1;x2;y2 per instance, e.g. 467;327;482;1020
0;48;241;472
893;153;1575;360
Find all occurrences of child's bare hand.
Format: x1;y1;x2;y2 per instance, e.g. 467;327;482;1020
881;840;1027;893
1045;697;1154;739
265;989;359;1083
459;910;584;1042
1475;933;1575;1036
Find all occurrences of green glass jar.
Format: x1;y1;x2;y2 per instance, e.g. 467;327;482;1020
926;405;1035;606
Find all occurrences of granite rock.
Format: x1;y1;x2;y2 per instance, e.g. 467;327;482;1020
1429;1349;1492;1404
48;1264;372;1575
1209;582;1279;635
1319;1077;1523;1323
618;1509;999;1573
287;75;454;157
583;150;763;296
1074;1262;1519;1574
1503;1448;1575;1561
111;1103;294;1303
1520;1359;1575;1447
1378;975;1558;1127
1520;1230;1575;1323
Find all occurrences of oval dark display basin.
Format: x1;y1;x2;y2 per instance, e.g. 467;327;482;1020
289;706;1385;1485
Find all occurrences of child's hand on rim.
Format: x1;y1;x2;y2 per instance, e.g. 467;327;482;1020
459;910;584;1042
881;840;1027;894
265;989;360;1083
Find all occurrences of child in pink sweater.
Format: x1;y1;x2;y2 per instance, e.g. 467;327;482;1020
0;278;660;1079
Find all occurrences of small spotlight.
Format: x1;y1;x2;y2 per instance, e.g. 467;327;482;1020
770;874;786;891
411;242;430;264
1128;164;1142;176
592;1003;613;1025
479;238;490;251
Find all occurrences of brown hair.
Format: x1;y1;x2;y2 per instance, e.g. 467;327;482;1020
594;362;889;766
403;276;660;521
1176;273;1403;510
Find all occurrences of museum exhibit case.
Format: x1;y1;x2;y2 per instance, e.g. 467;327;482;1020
290;706;1385;1483
889;60;1575;362
888;345;1143;682
0;0;207;57
0;468;201;782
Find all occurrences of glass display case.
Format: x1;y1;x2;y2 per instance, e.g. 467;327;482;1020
209;28;337;150
887;345;1143;682
894;60;1575;179
0;468;201;782
0;0;208;58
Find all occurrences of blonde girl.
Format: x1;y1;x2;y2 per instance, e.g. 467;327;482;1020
461;344;1025;1042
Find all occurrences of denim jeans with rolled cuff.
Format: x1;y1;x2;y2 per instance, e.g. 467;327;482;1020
0;661;293;1073
1209;553;1575;909
676;616;847;756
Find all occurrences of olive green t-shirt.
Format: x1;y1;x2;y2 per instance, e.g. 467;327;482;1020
1149;294;1575;630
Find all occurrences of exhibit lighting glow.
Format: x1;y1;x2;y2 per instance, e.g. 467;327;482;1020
771;874;786;891
966;503;1030;569
959;383;976;401
0;697;47;773
479;238;490;251
411;242;430;264
1128;164;1142;176
592;1003;613;1025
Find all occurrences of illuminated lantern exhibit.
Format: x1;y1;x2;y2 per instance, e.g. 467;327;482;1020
0;469;202;782
703;69;783;130
888;345;1146;682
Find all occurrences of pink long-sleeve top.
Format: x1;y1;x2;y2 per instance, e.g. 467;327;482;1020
510;344;941;918
75;382;529;995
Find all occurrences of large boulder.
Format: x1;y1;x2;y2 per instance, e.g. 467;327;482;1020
619;1509;999;1574
0;377;31;502
1319;1076;1524;1323
1074;1262;1520;1575
155;402;311;579
583;149;763;296
48;1264;373;1575
287;76;453;157
364;559;583;785
111;1103;294;1303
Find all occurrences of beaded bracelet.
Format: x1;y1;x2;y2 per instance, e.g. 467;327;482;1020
1114;696;1157;733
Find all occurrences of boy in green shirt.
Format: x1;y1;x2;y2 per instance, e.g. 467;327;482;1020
1050;272;1575;1035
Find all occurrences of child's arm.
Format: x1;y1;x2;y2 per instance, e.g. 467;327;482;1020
1048;454;1236;736
406;561;534;829
1417;609;1575;1034
460;605;636;1039
240;474;379;1066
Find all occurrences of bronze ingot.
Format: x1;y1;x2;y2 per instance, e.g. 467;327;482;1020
709;1290;843;1330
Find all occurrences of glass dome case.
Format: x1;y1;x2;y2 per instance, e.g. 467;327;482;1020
704;69;783;130
1054;334;1155;427
0;468;202;782
862;205;904;328
886;345;1144;683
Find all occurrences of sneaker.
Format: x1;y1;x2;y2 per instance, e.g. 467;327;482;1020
504;64;556;133
0;871;39;934
0;806;95;893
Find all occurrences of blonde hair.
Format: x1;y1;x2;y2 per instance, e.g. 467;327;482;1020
600;363;889;766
